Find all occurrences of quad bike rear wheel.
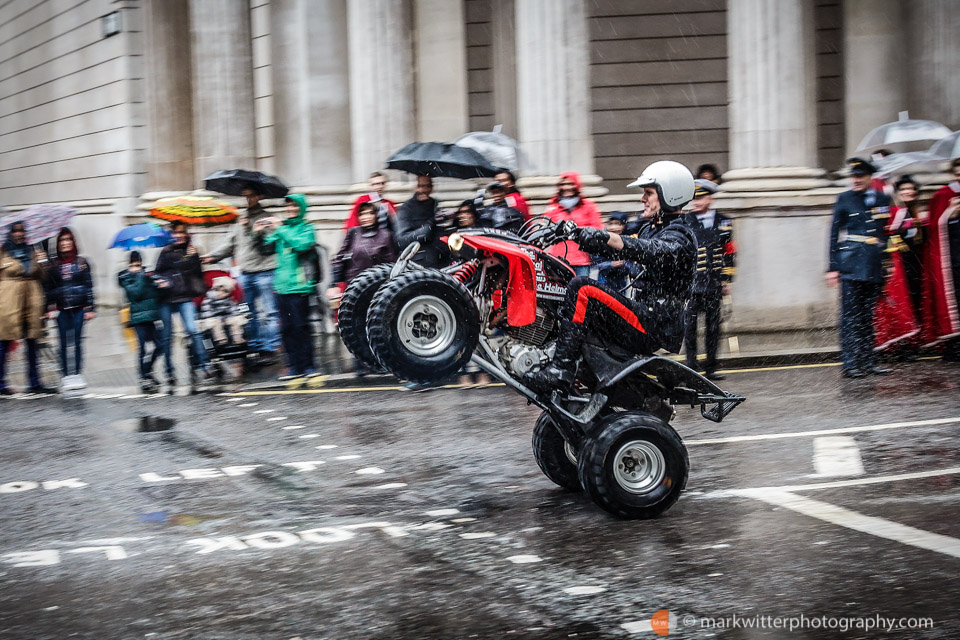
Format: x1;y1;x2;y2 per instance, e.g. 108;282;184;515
337;264;394;371
366;270;480;382
532;412;582;492
577;412;688;519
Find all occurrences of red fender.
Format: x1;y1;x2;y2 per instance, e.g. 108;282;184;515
459;235;538;326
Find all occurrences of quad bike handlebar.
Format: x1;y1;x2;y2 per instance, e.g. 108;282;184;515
522;218;579;249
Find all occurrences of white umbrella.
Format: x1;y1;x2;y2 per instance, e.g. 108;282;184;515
929;130;960;160
453;126;524;172
856;112;952;154
873;151;945;179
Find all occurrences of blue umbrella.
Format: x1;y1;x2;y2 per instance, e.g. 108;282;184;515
109;223;171;250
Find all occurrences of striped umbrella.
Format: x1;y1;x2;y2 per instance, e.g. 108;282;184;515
149;196;239;227
0;204;78;244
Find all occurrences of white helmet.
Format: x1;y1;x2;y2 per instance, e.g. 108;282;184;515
627;161;695;213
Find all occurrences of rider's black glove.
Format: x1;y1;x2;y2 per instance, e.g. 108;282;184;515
573;226;611;253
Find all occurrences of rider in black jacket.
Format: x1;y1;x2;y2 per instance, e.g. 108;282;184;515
525;161;698;393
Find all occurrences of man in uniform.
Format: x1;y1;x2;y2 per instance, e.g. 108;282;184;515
524;161;698;393
683;179;735;380
826;158;892;378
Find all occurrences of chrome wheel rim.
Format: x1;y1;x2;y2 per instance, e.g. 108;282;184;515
563;441;577;465
612;440;665;494
397;295;457;357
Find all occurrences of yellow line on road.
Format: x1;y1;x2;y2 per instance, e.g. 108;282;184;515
231;383;508;396
228;357;942;396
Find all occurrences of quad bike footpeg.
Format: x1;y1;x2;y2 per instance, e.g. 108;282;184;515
549;391;608;427
698;391;746;423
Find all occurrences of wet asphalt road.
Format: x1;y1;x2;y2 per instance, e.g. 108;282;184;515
0;361;958;639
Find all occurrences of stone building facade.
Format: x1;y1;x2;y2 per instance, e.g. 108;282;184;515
1;0;958;324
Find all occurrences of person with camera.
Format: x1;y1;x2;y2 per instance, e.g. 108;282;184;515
254;193;319;379
0;221;56;395
155;221;210;387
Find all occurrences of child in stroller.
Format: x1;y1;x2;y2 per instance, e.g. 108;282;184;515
195;273;253;382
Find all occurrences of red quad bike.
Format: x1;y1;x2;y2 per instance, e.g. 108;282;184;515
338;218;745;519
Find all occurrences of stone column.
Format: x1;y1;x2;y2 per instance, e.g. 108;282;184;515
726;0;819;183
188;0;257;183
272;0;352;186
491;0;518;140
843;0;906;155
347;0;415;182
514;0;593;176
413;0;469;141
907;0;960;130
144;0;194;191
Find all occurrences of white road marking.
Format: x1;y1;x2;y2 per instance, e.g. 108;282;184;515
424;509;459;517
506;555;542;564
716;466;960;495
225;398;243;402
298;434;320;439
738;490;960;559
315;445;338;450
266;416;287;422
621;620;652;633
335;455;361;460
238;403;258;407
282;425;306;430
355;467;385;475
563;586;606;595
687;416;960;445
372;483;407;489
812;436;864;477
459;532;496;540
727;335;740;354
450;518;476;523
253;409;275;414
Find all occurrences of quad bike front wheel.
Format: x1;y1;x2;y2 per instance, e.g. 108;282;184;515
532;412;582;492
577;412;688;519
366;270;480;382
337;264;394;371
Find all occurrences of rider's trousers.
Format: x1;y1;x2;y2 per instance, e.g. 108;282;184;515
560;276;660;355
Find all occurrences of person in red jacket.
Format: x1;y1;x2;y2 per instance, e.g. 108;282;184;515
543;171;603;276
921;158;960;357
495;170;531;221
344;172;397;231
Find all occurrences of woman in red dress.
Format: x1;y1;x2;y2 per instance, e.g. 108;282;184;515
874;176;925;357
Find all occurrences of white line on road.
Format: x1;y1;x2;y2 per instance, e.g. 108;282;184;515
716;466;960;495
812;436;864;477
737;491;960;559
686;416;960;445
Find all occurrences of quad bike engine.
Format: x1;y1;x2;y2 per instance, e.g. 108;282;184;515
498;339;554;378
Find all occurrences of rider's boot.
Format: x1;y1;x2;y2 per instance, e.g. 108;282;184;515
523;320;584;395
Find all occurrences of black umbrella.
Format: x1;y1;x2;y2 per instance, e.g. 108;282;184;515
386;142;499;179
203;169;289;198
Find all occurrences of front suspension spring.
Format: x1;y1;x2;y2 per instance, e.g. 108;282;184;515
452;259;480;284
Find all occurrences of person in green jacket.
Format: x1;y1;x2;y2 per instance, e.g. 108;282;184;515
254;193;318;378
117;251;164;391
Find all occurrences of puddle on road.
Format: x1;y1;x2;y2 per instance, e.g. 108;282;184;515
111;417;177;433
139;511;227;526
